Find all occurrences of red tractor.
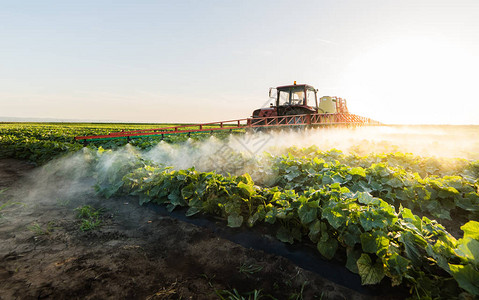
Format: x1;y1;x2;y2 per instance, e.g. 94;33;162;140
252;82;349;118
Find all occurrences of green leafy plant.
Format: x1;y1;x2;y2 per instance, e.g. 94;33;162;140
79;218;102;231
216;288;263;300
27;221;57;235
56;198;71;207
75;205;102;231
0;189;25;217
289;281;308;300
0;200;24;216
238;262;263;275
200;273;216;288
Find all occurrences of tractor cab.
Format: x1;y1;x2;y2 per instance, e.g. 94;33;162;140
252;82;349;118
274;83;318;116
252;82;318;118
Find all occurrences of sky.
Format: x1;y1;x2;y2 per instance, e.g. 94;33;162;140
1;0;478;124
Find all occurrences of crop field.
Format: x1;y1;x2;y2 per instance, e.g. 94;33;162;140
0;122;478;299
0;122;237;164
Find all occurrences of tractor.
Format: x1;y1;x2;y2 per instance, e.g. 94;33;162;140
252;82;349;118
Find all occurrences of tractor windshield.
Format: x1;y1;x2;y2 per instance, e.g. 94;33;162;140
278;87;305;106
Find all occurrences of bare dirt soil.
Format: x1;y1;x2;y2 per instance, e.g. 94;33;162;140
0;159;403;299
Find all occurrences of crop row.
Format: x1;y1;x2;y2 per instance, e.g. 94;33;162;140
270;149;479;226
85;148;479;299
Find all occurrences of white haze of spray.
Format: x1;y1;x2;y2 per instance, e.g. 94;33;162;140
6;149;98;222
12;125;479;210
15;146;141;210
138;125;479;182
255;125;479;160
144;126;479;171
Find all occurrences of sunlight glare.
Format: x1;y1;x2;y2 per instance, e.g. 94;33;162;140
342;37;478;124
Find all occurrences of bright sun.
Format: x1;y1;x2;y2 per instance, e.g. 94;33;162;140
342;37;478;124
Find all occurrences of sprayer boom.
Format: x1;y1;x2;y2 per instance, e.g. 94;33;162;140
75;82;381;142
75;112;380;142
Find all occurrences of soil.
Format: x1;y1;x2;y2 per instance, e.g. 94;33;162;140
0;159;405;299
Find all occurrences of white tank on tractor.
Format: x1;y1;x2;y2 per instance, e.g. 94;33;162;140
317;96;349;114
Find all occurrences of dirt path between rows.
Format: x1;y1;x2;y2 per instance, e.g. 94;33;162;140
0;159;404;299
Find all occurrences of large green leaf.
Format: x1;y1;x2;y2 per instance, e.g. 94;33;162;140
455;237;479;266
317;238;338;260
168;192;184;206
400;206;422;232
284;167;301;181
398;231;427;266
356;253;385;285
461;221;479;240
238;181;255;197
424;200;451;220
455;193;479;212
181;183;196;199
185;206;201;217
357;192;381;206
386;177;403;188
360;231;389;257
426;242;453;273
242;173;254;185
97;180;124;199
298;203;317;225
138;193;151;206
359;209;388;231
276;226;294;244
384;253;409;286
448;264;479;295
322;174;333;185
322;206;346;230
341;224;362;247
264;207;277;224
308;220;322;243
346;248;361;274
349;167;366;177
227;213;243;228
332;174;344;184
